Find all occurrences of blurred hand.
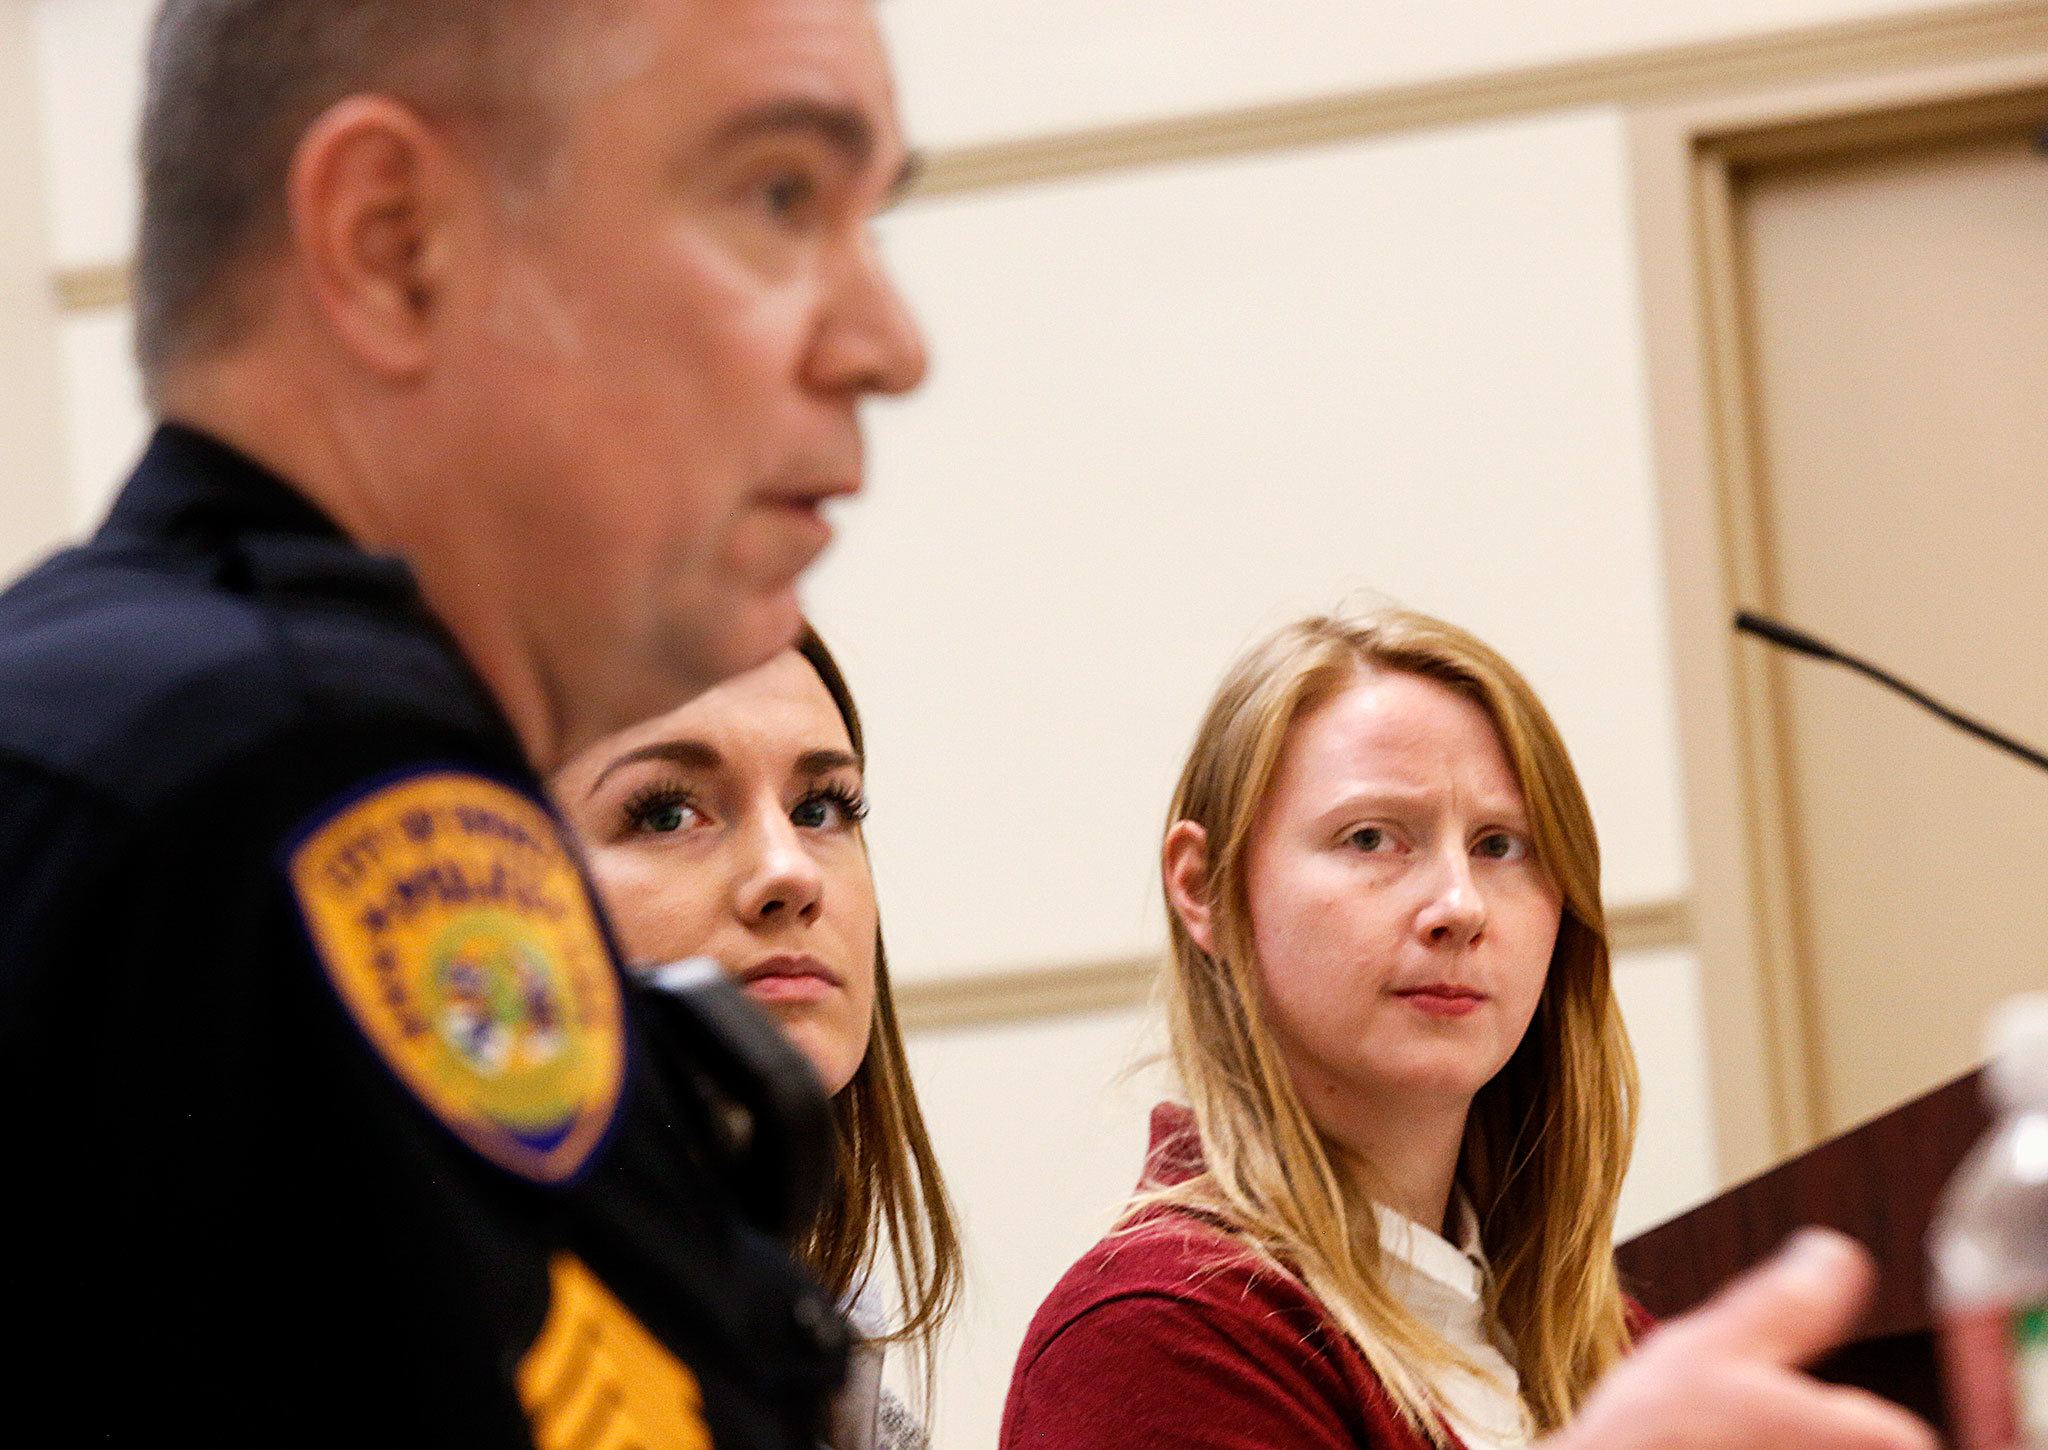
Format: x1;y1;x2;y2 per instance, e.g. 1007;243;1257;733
1553;1229;1940;1450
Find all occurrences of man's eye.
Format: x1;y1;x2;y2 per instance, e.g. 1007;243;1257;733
758;171;818;220
623;788;699;836
1475;831;1529;862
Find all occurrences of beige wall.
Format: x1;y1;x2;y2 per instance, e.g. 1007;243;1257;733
1;0;70;578
30;0;152;538
32;0;151;271
822;107;1690;984
879;0;1992;144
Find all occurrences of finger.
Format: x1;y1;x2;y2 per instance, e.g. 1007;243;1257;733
1687;1368;1941;1449
1732;1377;1942;1450
1806;1383;1942;1450
1669;1228;1876;1368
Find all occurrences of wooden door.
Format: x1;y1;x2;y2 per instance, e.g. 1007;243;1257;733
1732;116;2048;1135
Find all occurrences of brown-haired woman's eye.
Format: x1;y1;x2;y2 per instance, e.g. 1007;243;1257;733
622;785;700;836
792;783;867;831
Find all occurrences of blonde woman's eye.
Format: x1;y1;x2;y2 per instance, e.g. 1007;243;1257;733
1475;831;1529;861
1348;826;1389;852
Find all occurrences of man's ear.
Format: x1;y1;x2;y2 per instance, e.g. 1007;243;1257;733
286;94;462;380
1163;820;1218;957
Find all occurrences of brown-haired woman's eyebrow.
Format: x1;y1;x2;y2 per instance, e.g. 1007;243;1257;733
794;748;861;779
588;739;721;797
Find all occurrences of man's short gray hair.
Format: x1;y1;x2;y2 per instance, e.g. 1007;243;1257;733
134;0;575;398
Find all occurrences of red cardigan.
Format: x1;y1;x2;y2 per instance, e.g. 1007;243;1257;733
1002;1105;1642;1450
1002;1104;1467;1450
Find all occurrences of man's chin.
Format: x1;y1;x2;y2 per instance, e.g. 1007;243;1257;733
673;587;805;691
571;587;806;744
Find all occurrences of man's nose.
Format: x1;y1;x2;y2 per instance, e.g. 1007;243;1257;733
1415;849;1487;948
736;814;825;926
807;232;930;398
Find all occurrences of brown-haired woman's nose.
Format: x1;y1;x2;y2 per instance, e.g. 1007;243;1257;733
738;835;824;925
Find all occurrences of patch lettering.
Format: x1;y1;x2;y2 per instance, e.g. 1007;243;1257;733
289;771;624;1182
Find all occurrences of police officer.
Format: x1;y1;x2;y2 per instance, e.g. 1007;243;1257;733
0;0;922;1444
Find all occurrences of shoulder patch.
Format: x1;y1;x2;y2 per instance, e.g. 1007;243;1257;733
287;769;624;1183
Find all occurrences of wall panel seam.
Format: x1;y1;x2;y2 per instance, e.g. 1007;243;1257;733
914;0;2048;197
897;896;1694;1032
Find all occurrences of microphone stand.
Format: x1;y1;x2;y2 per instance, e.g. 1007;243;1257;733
1734;610;2048;776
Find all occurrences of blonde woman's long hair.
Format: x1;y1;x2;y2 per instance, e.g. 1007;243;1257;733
1140;609;1638;1439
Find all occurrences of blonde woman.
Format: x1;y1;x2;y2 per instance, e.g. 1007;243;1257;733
1002;609;1641;1450
553;627;960;1450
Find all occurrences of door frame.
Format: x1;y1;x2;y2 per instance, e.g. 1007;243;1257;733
1628;52;2048;1182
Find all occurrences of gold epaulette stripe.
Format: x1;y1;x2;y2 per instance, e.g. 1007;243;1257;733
518;1255;712;1450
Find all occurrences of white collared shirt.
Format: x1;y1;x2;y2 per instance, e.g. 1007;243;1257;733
1373;1197;1533;1450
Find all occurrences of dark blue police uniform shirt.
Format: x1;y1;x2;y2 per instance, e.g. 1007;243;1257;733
0;425;843;1447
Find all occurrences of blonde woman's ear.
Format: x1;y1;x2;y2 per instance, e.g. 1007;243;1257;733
1163;820;1218;957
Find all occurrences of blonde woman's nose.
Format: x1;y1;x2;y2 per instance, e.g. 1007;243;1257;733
1415;849;1487;948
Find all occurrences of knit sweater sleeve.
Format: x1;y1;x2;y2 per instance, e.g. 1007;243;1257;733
1003;1290;1365;1450
1001;1221;1426;1450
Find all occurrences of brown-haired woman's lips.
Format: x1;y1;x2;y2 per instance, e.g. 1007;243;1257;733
739;952;844;1003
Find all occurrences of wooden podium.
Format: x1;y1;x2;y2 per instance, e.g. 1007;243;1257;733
1616;1070;1990;1432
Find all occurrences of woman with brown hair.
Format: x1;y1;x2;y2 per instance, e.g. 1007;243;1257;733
552;626;961;1450
1002;608;1640;1450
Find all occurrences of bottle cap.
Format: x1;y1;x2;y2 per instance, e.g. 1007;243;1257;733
1985;993;2048;1110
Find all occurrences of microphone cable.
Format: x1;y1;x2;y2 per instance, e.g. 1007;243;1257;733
1735;609;2048;776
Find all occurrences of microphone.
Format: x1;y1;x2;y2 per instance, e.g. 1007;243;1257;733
1734;610;2048;775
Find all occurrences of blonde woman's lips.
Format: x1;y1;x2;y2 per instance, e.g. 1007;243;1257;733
1393;984;1487;1018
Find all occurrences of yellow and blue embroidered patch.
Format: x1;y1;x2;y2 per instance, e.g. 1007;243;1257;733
288;770;624;1183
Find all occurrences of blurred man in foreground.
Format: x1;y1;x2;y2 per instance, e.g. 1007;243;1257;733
0;1;920;1444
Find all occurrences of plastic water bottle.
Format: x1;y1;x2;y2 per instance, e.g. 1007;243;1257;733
1932;994;2048;1450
